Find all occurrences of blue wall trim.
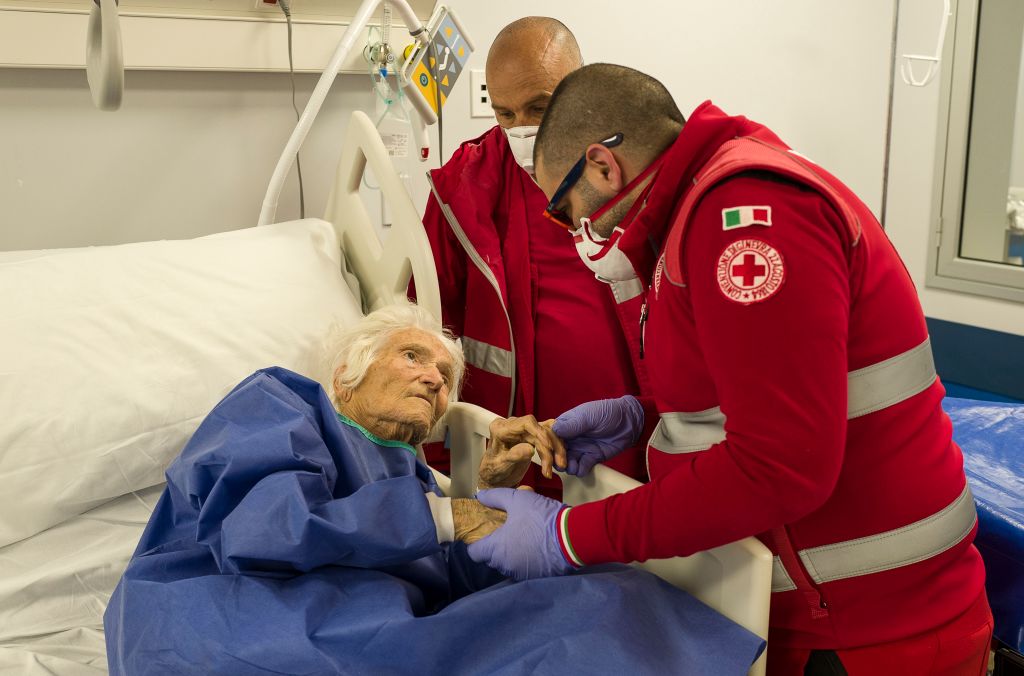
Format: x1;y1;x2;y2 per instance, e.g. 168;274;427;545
927;318;1024;403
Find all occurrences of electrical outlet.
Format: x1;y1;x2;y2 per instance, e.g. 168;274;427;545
470;69;492;119
254;0;279;9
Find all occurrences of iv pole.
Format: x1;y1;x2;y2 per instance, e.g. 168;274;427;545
257;0;429;227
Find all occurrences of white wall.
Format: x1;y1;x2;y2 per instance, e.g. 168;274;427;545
1;2;894;251
884;0;1024;337
0;68;378;250
438;1;896;217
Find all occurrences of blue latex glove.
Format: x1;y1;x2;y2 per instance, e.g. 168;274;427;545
466;488;573;581
551;395;645;476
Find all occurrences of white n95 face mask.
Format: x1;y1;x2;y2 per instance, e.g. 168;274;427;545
503;126;539;176
572;221;637;283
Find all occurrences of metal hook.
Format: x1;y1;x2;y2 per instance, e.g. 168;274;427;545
900;0;951;87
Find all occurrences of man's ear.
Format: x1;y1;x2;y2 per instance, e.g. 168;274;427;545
584;144;626;192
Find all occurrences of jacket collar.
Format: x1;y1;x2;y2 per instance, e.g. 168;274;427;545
618;101;783;282
428;125;549;247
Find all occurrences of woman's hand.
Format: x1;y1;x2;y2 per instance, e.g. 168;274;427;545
478;416;567;488
452;497;507;544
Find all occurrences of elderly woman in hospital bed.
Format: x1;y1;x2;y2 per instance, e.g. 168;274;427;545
102;301;764;675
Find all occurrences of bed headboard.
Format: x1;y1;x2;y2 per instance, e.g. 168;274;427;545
322;110;442;321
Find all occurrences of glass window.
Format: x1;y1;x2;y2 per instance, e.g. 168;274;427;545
960;1;1024;266
930;0;1024;301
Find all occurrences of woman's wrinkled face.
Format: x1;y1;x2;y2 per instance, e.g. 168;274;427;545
339;328;454;445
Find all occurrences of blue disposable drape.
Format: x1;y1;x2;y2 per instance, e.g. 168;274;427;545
105;368;765;675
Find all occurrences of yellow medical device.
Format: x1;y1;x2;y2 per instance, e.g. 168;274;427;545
398;6;473;126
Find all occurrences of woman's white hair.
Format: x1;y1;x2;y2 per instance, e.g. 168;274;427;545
326;300;464;406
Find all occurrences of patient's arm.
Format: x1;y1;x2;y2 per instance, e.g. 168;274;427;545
451;498;507;544
214;471;441;574
478;416;566;489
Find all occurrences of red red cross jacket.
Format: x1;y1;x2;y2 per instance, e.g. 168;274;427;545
557;102;985;650
421;126;650;483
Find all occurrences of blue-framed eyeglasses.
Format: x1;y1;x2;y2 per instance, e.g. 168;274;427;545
543;132;624;231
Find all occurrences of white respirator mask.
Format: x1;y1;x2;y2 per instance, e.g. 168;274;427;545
503;125;539;176
572;222;637;283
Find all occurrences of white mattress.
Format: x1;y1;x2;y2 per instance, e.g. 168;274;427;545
0;486;162;675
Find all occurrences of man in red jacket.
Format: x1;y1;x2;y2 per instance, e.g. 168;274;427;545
421;19;649;493
467;63;993;675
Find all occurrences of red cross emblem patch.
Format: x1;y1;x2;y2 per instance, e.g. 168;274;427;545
716;238;785;305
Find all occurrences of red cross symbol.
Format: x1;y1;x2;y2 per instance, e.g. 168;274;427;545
731;253;767;287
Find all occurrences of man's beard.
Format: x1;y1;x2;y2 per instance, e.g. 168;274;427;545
576;175;635;239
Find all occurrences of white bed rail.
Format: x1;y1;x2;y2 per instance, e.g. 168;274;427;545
431;401;772;676
323;110;442;321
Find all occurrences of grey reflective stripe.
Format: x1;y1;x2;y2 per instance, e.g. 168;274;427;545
610;278;643;303
770;485;977;592
427;174;516;416
772;557;797;592
797;484;976;584
462;336;514;378
650;407;725;454
650;339;938;455
847;338;936;419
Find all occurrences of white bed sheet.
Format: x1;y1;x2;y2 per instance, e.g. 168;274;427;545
0;486;161;675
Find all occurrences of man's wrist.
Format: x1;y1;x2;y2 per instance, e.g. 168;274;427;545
555;507;583;568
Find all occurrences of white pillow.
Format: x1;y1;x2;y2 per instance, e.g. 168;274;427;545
0;220;362;547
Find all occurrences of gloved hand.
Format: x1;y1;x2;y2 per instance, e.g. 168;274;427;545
466;488;573;581
551;395;645;476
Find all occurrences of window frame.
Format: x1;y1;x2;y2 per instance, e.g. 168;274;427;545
928;0;1024;302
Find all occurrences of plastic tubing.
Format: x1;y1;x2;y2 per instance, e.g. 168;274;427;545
257;0;426;226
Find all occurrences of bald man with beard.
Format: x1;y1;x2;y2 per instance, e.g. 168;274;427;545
420;18;650;495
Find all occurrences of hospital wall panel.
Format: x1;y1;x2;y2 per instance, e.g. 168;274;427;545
0;4;426;73
928;318;1024;402
0;67;381;249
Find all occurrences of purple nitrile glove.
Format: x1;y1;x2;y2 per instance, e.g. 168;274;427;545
551;395;644;476
466;488;573;581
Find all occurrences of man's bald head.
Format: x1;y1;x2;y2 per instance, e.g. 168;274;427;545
535;64;685;182
485;17;582;128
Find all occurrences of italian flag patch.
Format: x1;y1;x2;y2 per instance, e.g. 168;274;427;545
722;205;772;230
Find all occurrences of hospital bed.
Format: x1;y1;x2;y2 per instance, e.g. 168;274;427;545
0;110;770;675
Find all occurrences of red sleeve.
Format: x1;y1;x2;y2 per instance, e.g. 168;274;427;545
418;190;468;336
565;174;852;564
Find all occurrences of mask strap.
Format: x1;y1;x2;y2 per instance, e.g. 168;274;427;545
580;172;661;257
617;168;660;227
588;155;666;223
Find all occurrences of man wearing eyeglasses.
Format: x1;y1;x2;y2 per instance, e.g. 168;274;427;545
467;63;993;675
420;19;650;495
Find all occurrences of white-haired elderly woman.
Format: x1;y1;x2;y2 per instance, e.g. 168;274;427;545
326;301;566;542
107;302;565;645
